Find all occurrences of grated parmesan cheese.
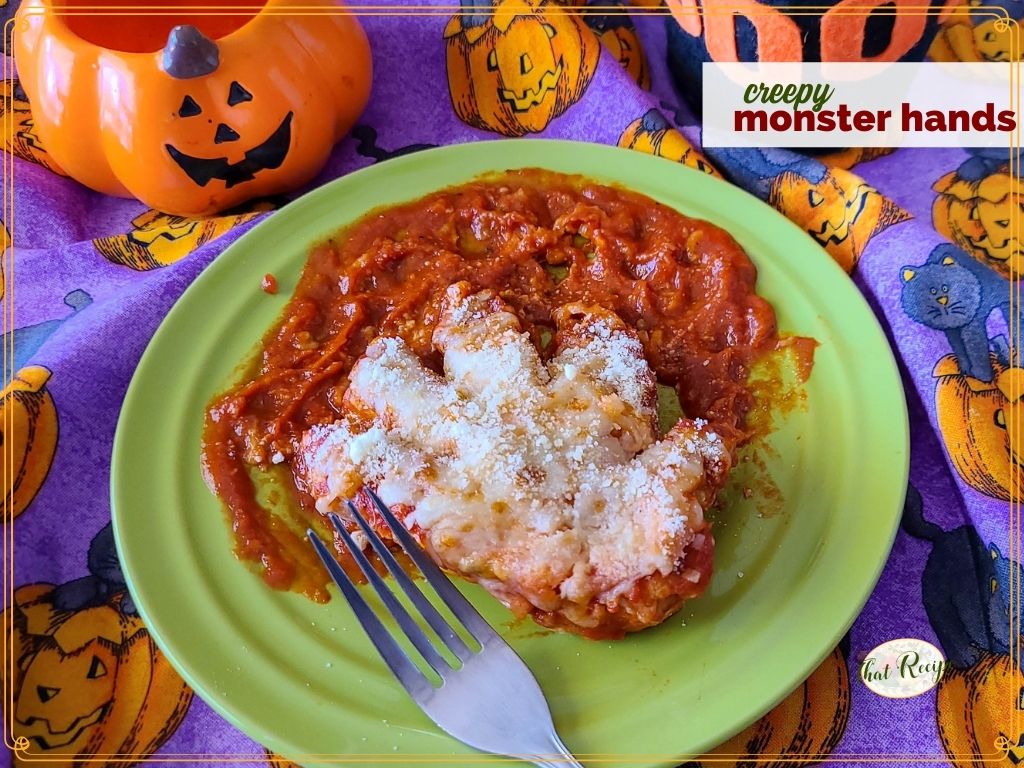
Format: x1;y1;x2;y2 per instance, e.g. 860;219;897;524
298;283;728;621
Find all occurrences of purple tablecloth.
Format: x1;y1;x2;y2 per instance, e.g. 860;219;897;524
3;3;1019;767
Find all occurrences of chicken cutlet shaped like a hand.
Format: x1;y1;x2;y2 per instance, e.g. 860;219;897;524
298;282;733;638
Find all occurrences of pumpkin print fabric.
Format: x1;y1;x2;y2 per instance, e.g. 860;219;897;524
1;366;57;521
2;2;1017;765
4;525;194;768
584;2;652;89
93;202;278;271
618;108;718;176
694;643;852;768
0;78;64;174
932;156;1023;280
929;0;1024;63
444;0;600;136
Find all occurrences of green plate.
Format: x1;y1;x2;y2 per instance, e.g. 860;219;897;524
112;140;908;766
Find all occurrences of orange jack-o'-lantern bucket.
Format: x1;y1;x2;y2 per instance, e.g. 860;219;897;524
665;0;944;117
13;0;372;216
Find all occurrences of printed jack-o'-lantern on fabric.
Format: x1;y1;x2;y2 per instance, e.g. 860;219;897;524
930;0;1022;62
2;366;58;521
934;353;1023;500
936;652;1024;767
619;109;718;176
933;166;1023;280
692;646;850;767
4;584;193;766
584;3;651;88
4;523;193;766
445;0;600;137
906;483;1024;766
12;0;371;216
770;167;906;273
0;79;65;174
705;147;910;272
664;0;944;114
94;202;274;271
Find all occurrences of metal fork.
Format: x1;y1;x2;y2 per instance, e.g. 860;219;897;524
307;488;584;767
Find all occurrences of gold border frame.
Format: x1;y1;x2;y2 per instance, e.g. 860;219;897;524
1;2;1019;764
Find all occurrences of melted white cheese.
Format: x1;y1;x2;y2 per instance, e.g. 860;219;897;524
300;284;726;610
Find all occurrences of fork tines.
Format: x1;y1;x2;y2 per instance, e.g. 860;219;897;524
306;488;500;693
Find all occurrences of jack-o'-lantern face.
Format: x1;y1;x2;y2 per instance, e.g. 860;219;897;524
4;582;192;766
618;109;717;176
933;169;1023;279
445;0;600;137
584;9;650;88
161;55;293;191
927;0;1020;63
935;353;1022;501
784;175;873;246
93;203;273;271
927;3;1015;64
972;18;1014;61
0;79;64;174
771;168;905;272
491;16;563;117
974;193;1024;271
965;0;1019;61
18;640;118;750
84;24;347;217
13;8;371;217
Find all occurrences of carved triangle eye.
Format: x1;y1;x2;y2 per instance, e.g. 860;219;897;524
178;95;202;118
228;82;253;106
87;655;107;679
37;685;59;702
215;124;240;144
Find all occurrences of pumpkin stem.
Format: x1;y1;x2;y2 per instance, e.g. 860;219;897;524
460;0;492;29
162;24;220;79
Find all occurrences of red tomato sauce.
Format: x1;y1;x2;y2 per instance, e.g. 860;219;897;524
201;170;814;600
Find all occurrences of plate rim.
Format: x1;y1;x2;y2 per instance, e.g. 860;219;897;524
111;138;910;766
